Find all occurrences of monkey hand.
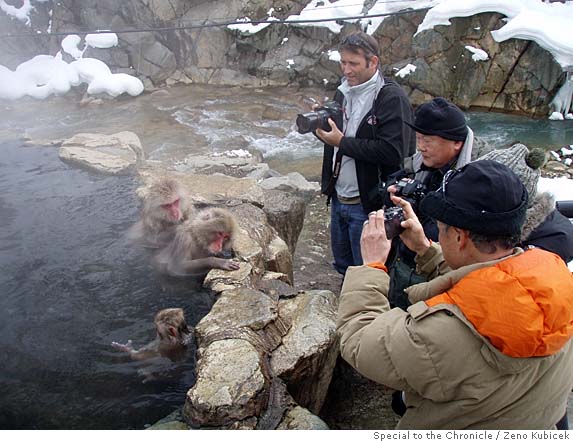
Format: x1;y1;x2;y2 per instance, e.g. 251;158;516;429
221;259;241;271
111;340;134;353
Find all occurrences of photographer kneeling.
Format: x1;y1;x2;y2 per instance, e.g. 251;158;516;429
337;160;573;429
383;97;473;310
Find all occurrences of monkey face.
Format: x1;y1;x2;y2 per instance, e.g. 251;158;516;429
161;198;182;222
208;231;231;254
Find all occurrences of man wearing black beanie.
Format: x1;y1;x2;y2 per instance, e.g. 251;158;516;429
383;97;474;311
337;160;573;429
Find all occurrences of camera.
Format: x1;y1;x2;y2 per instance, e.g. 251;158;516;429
394;178;427;203
296;101;343;134
384;206;405;239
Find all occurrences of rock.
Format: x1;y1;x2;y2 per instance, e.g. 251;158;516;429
194;288;279;344
260;172;320;199
265;236;294;285
138;170;265;207
58;131;144;175
184;339;266;427
263;189;306;255
546;160;569;173
175;152;260;177
245;163;272;181
183;286;338;429
203;262;255;294
277;406;329;430
2;3;567;115
272;290;339;414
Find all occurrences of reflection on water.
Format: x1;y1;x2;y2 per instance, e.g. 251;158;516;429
0;142;212;429
1;84;572;429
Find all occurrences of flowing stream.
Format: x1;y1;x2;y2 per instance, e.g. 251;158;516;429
0;84;571;429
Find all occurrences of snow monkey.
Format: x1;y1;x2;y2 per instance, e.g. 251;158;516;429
111;308;191;362
128;177;195;249
154;207;241;277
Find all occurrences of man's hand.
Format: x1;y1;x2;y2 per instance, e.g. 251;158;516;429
360;209;392;265
389;194;431;255
316;118;344;147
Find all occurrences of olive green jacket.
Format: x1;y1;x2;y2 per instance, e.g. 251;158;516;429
337;243;573;429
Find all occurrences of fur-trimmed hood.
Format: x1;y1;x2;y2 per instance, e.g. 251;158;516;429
521;191;555;242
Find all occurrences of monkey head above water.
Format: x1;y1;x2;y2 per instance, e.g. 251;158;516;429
127;177;196;250
111;307;192;363
153;207;241;277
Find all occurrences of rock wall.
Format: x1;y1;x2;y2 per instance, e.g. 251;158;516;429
0;0;566;116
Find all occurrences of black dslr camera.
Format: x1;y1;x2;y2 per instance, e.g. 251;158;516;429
380;178;428;239
296;101;343;134
394;178;428;209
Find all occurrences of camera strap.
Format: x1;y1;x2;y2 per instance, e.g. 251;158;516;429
325;150;344;205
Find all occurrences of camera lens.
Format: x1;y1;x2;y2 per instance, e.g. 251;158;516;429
296;112;320;134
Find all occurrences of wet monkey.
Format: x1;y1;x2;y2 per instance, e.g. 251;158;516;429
111;308;191;362
155;207;240;277
128;177;195;249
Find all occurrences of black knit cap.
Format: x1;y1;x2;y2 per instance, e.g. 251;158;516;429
420;160;528;236
406;97;468;141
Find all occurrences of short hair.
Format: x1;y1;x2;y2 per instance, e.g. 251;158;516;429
468;231;520;254
339;31;379;62
442;224;519;253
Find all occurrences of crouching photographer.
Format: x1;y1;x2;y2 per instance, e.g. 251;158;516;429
337;160;573;430
382;97;474;310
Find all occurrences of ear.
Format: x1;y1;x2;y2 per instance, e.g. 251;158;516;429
168;326;178;338
454;228;470;250
367;55;379;68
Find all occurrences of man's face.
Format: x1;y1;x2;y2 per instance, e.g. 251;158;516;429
339;49;378;87
437;221;461;269
416;133;463;169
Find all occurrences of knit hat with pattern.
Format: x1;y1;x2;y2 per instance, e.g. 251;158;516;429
478;143;545;204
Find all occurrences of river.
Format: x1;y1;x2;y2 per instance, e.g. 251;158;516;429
0;84;571;429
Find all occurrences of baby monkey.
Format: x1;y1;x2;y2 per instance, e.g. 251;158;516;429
112;308;192;363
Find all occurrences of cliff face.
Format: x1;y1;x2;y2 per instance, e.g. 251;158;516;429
0;0;564;117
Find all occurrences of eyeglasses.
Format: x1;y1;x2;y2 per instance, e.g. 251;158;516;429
340;33;379;57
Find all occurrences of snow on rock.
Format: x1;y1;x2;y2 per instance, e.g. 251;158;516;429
465;45;489;61
85;33;119;49
395;64;417;78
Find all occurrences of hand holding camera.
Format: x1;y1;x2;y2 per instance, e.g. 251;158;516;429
388;193;431;256
297;100;345;147
360;209;393;265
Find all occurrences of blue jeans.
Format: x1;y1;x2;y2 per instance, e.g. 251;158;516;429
330;195;368;275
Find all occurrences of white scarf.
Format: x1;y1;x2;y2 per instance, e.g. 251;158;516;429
337;71;384;137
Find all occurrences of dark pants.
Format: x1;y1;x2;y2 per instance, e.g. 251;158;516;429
330;195;368;275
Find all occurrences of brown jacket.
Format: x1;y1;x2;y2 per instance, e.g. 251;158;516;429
337;243;573;429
